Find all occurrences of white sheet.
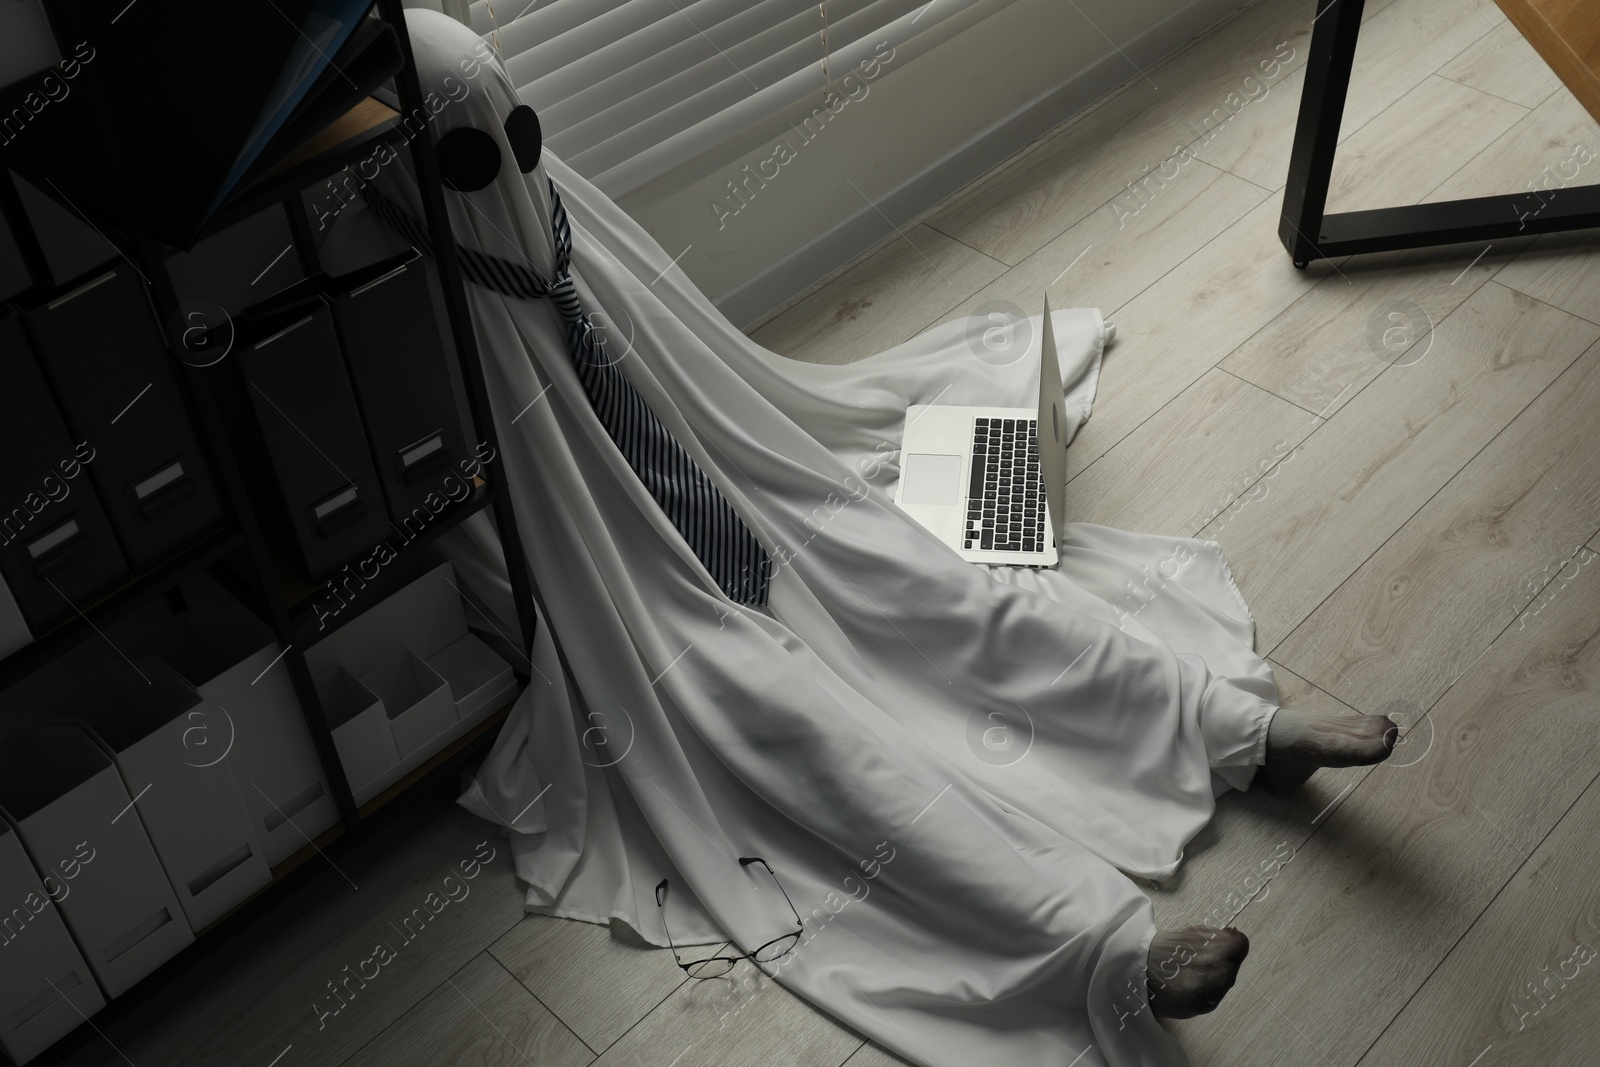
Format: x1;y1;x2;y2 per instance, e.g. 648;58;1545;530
321;14;1282;1065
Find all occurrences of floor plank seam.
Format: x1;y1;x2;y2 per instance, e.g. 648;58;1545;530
1246;278;1599;674
919;222;1011;269
583;961;698;1060
1436;71;1559;113
1211;364;1324;419
331;951;490;1067
1265;658;1360;715
1296;511;1600;833
835;1038;870;1066
1070;264;1326;495
1100;180;1281;321
1250;364;1505;657
1349;764;1600;1067
1251;391;1504;670
1493;278;1600;332
1408;102;1540;211
495;951;599;1061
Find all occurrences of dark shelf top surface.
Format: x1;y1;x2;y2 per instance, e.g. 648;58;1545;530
201;99;405;244
292;480;497;646
0;525;243;693
208;480;496;648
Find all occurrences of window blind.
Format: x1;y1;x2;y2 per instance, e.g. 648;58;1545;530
465;0;1021;198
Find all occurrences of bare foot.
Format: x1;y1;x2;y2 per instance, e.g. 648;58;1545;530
1259;708;1399;794
1147;926;1249;1019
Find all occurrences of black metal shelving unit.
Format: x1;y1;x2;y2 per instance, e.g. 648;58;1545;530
1279;0;1600;267
0;4;543;1064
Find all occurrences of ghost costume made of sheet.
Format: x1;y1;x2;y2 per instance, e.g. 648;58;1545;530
319;12;1283;1066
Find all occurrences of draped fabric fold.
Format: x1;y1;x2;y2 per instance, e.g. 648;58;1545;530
321;13;1281;1065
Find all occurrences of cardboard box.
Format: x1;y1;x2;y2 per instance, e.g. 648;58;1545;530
0;724;193;998
36;662;273;932
315;665;397;793
426;633;516;722
360;650;455;760
124;601;339;867
0;821;105;1065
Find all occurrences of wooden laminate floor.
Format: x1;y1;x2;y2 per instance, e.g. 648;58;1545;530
74;0;1600;1064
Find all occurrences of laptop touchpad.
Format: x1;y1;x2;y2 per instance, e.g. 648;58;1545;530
901;453;963;505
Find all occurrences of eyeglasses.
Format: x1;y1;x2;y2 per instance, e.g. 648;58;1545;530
655;857;803;979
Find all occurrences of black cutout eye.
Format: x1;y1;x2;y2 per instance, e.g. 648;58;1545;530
505;105;542;173
437;126;502;191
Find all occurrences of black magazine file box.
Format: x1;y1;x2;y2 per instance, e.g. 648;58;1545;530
222;300;390;582
327;251;468;523
23;264;226;572
0;307;129;633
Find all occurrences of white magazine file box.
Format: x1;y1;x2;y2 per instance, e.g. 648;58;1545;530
0;820;106;1065
426;632;517;722
314;664;399;795
124;600;339;866
360;650;456;760
306;557;520;805
34;661;272;932
0;723;193;998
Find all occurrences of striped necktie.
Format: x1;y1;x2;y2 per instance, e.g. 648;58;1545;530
363;181;771;607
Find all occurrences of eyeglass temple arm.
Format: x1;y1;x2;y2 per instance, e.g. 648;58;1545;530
739;857;803;928
655;878;685;962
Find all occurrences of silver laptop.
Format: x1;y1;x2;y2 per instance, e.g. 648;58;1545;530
895;296;1068;567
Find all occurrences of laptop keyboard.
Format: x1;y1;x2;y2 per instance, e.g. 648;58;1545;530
965;417;1044;553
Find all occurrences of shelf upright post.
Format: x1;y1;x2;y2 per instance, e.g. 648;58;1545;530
377;0;543;668
283;192;323;276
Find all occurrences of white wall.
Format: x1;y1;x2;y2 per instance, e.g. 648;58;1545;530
622;0;1251;329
